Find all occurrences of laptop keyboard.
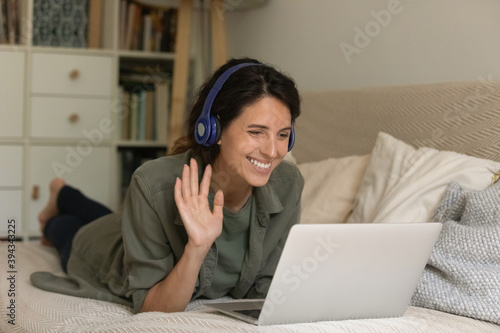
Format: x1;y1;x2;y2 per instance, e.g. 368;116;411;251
234;309;262;319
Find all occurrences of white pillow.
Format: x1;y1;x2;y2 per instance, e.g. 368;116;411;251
347;132;500;223
298;155;370;224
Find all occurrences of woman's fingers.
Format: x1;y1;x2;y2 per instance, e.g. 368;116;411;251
181;164;191;199
189;158;199;196
213;189;224;219
174;177;184;208
199;164;212;198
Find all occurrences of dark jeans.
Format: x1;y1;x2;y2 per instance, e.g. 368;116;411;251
43;185;112;272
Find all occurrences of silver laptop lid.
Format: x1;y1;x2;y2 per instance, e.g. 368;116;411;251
258;223;442;325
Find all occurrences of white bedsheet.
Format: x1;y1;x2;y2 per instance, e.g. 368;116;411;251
1;242;499;333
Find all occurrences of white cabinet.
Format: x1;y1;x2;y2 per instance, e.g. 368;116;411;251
0;146;23;186
0;190;23;236
30;97;113;139
27;51;114;238
0;51;25;237
0;49;116;239
0;51;25;138
31;53;112;96
27;146;111;235
0;145;24;237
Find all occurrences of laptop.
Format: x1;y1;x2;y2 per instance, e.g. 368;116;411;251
205;223;442;325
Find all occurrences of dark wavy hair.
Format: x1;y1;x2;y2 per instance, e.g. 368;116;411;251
170;58;301;167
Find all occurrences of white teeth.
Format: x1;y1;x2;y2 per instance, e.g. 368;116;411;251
249;158;271;169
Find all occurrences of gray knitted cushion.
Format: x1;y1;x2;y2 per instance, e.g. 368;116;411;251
411;181;500;324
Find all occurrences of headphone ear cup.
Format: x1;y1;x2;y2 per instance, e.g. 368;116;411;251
195;118;208;145
204;114;220;147
213;116;221;145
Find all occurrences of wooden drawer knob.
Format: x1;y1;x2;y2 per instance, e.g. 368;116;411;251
69;69;80;80
32;185;39;200
69;113;80;123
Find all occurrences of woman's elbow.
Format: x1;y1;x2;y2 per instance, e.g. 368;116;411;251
139;291;187;313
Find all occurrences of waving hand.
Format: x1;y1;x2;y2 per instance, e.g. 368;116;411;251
174;158;224;254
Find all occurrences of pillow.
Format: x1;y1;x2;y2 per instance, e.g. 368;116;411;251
346;132;500;223
298;155;370;224
411;181;500;324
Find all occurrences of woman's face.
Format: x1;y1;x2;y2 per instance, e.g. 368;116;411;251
214;96;292;188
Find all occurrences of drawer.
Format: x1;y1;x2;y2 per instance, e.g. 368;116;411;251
0;146;23;187
31;96;113;139
0;190;23;237
0;51;24;137
31;53;112;96
28;145;111;234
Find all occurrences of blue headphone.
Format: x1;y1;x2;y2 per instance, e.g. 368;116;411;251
194;63;295;152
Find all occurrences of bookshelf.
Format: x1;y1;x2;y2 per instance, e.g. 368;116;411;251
0;0;202;240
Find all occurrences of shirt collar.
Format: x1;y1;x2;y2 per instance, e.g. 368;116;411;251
254;181;284;216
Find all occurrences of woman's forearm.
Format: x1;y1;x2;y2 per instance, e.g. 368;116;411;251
139;242;209;313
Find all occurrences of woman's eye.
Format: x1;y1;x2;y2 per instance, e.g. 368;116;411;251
249;131;263;136
279;132;290;139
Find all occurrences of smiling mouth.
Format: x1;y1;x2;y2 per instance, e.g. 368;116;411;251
248;158;271;170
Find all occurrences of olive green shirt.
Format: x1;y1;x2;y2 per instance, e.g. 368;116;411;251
203;198;252;299
31;150;304;313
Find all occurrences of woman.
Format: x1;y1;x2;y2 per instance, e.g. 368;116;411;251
32;58;304;314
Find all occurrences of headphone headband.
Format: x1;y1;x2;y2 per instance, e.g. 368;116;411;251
195;63;261;147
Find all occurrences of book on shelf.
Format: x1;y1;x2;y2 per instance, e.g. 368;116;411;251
0;0;19;45
0;1;6;43
145;90;155;141
87;0;103;48
136;89;146;141
118;76;171;143
154;80;170;143
119;0;127;49
131;3;142;50
120;0;177;52
129;91;139;140
142;13;151;52
118;87;131;141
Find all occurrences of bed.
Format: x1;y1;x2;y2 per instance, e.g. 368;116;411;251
2;80;500;332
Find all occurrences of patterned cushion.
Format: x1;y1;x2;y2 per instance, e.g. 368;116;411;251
33;0;88;48
411;181;500;324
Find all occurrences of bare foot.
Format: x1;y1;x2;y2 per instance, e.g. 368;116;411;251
38;178;66;246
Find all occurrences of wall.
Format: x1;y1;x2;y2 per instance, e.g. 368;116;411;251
225;0;500;91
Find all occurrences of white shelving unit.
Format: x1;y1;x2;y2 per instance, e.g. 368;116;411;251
0;0;181;240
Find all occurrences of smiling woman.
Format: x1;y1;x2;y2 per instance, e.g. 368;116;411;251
31;57;304;315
